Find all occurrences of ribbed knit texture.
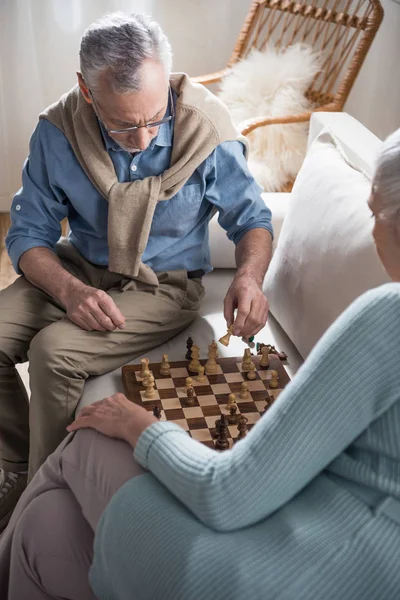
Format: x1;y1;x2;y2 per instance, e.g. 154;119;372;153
90;283;400;599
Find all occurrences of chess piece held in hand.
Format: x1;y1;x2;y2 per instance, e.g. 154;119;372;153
219;325;234;347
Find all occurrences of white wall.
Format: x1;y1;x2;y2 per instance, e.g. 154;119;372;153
0;0;399;211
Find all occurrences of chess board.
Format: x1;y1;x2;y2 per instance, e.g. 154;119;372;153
122;355;290;449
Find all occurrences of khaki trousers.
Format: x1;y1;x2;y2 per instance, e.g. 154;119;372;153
0;239;204;479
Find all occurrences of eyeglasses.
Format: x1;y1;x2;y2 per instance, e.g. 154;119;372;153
89;87;174;135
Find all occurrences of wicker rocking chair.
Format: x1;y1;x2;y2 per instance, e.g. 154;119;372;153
192;0;383;189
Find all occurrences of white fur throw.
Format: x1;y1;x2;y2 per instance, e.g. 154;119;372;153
219;45;321;191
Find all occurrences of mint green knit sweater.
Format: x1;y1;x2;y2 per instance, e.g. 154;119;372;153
90;283;400;600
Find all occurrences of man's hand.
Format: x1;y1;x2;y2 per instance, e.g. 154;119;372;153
224;273;269;339
67;393;157;447
63;282;126;332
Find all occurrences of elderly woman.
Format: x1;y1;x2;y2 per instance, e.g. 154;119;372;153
0;130;399;600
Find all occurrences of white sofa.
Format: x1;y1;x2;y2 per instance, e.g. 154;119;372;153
76;110;385;412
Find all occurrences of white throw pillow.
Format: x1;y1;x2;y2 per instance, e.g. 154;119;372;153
219;45;320;192
264;128;390;359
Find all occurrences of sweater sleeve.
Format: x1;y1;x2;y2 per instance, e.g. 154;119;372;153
134;284;400;532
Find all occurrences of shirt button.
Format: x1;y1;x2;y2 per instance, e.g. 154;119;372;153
15;204;21;211
131;164;137;172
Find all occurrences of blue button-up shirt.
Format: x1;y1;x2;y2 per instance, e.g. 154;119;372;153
6;93;273;275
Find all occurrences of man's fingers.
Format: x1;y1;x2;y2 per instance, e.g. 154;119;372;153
232;299;251;336
223;294;236;327
98;295;126;329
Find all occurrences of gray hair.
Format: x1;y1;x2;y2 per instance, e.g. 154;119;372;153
372;127;400;223
79;12;172;94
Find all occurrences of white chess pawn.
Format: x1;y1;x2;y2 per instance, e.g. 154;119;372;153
269;370;279;389
196;366;206;382
226;393;237;411
160;353;171;376
141;369;151;387
247;363;257;380
144;374;157;399
140;358;150;379
259;346;270;368
185;376;193;390
239;381;249;399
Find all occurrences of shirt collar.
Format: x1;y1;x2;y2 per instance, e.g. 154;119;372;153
98;90;175;153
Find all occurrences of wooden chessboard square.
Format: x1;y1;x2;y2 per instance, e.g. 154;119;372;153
197;395;218;407
187;417;208;430
211;383;231;394
215;394;230;405
183;406;204;419
190;429;213;442
228;381;247;394
201;405;222;417
255;400;267;412
269;389;282;401
205;415;221;430
170;367;189;378
217;362;240;374
241;412;261;425
228;425;239;437
155;378;175;389
236;401;259;413
139;389;160;402
192;385;213;396
158;388;180;400
160;397;182;410
166;418;189;431
258;369;274;381
206;373;227;385
192;377;210;386
246;380;266;392
251;390;272;403
224;372;244;383
164;408;185;420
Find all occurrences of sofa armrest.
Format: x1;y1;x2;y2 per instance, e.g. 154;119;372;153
308;112;382;177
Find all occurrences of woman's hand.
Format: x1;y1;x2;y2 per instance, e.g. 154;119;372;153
67;393;158;448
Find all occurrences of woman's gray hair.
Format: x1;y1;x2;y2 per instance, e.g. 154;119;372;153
79;12;172;94
372;127;400;223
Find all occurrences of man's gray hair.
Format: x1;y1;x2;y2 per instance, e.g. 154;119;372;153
79;12;172;94
372;127;400;224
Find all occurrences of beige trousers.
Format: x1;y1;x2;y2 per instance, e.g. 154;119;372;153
0;239;203;479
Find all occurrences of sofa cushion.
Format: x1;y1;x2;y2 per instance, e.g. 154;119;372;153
264;128;390;359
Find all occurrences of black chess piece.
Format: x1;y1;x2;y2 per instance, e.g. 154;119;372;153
237;416;248;440
228;404;239;424
186;337;193;360
215;414;229;450
186;387;196;406
153;405;162;419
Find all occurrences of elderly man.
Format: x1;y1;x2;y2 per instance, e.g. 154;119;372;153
0;12;273;528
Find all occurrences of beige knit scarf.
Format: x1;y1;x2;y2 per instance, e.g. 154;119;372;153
40;73;248;285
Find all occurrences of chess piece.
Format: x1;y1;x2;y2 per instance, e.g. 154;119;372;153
210;340;219;358
185;337;193;360
228;404;238;424
257;343;287;361
241;348;253;372
186;387;196;406
188;344;201;373
205;344;218;374
185;376;193;390
269;370;279;389
259;346;270;368
144;374;157;399
215;414;230;450
140;358;150;379
141;369;152;387
196;366;206;382
214;417;221;438
160;353;171;376
247;363;257;380
239;381;249;399
153;405;162;419
218;325;233;347
237;416;248;440
226;393;236;411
